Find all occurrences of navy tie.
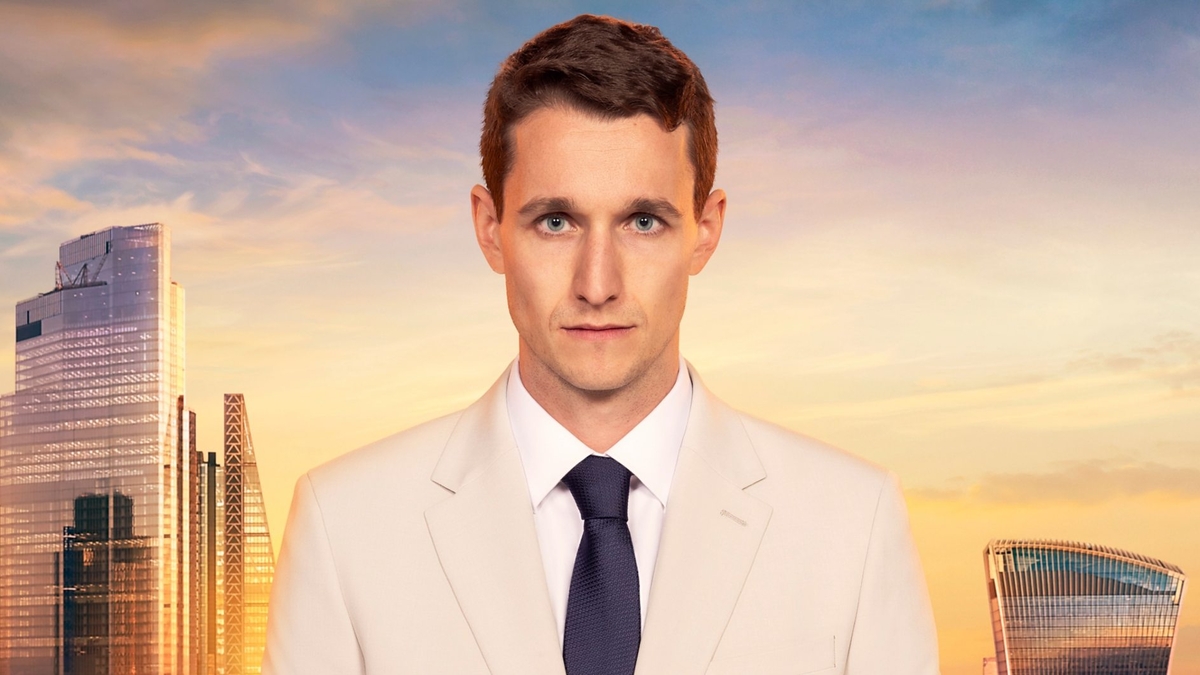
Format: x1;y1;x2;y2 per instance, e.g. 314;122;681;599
561;455;641;675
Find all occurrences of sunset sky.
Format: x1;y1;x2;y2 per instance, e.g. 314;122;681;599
1;1;1198;672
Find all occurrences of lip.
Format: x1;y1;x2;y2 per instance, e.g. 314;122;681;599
562;325;634;341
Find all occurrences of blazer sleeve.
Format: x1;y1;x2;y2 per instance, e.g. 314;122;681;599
263;472;365;675
844;472;941;675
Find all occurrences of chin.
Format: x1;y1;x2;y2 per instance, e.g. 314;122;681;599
557;358;639;393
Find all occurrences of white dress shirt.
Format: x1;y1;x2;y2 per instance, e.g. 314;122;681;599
506;355;692;648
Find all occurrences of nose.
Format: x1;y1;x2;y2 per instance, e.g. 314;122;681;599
573;225;622;306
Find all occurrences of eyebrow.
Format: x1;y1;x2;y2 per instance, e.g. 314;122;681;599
516;197;577;219
626;197;683;221
515;196;684;221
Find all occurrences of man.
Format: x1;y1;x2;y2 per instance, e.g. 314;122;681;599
264;14;939;675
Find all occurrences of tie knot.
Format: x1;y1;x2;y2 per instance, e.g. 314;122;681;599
561;455;633;521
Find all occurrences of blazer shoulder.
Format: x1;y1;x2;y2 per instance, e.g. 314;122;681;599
734;408;891;492
731;409;908;559
306;408;465;497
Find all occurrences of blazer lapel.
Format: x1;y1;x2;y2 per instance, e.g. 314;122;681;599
424;363;566;675
634;360;772;675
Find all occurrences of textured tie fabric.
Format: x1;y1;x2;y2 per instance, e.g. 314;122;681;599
561;455;641;675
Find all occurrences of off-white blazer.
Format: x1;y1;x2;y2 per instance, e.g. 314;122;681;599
263;359;940;674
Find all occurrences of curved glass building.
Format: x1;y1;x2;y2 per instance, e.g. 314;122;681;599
984;539;1187;675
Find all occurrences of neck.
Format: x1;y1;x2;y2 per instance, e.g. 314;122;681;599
517;337;681;453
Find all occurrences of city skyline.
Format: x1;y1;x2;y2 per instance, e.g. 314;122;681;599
0;224;274;674
0;3;1197;674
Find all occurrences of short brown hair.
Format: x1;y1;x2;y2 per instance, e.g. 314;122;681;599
480;14;717;220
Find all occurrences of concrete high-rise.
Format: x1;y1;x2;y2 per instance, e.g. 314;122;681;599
0;224;194;674
984;538;1187;675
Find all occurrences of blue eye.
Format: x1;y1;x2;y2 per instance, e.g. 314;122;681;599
541;215;567;233
633;215;659;232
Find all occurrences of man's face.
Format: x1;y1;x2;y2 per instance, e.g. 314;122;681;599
471;105;724;395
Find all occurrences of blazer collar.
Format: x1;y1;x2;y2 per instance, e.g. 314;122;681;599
677;359;766;489
425;357;770;675
430;358;765;493
429;359;518;494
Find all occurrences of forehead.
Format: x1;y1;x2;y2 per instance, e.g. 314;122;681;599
505;105;693;211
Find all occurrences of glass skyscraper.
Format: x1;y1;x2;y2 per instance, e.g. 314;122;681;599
197;451;225;675
222;393;274;675
0;223;192;674
984;538;1188;675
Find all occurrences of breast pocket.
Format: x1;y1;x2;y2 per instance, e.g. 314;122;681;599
705;634;836;675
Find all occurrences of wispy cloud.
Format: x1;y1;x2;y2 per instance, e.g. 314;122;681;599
1068;330;1200;394
0;0;468;221
914;459;1200;504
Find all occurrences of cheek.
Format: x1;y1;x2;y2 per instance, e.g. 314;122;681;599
633;254;691;314
504;250;564;323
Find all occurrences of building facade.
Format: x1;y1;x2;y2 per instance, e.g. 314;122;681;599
984;538;1188;675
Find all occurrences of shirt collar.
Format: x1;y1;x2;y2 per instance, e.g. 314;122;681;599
506;355;692;512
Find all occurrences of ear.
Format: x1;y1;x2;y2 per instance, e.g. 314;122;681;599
689;188;726;275
471;184;505;274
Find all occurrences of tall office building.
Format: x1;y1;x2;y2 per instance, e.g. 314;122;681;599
222;394;273;675
984;538;1188;675
0;224;196;674
197;452;225;675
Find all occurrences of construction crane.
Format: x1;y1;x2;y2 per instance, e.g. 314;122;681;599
54;251;109;290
